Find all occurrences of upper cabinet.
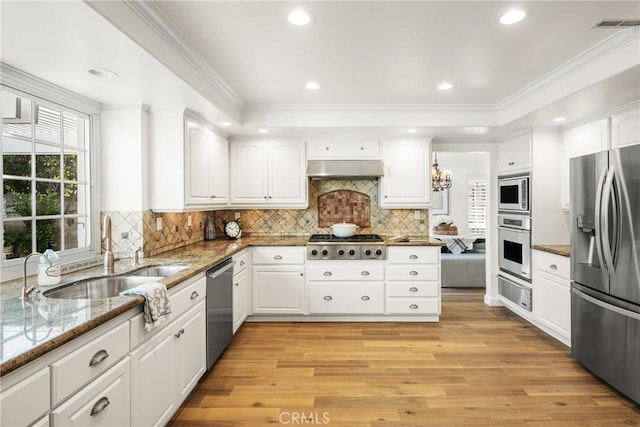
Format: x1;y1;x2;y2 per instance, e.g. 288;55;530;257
497;134;531;174
379;139;431;208
611;107;640;149
230;140;307;208
149;108;229;212
307;140;380;159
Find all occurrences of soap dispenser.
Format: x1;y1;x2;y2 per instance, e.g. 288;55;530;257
38;243;61;287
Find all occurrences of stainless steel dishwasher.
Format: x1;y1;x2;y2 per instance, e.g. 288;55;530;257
206;258;234;369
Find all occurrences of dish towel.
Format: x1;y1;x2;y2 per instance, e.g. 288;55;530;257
122;282;172;331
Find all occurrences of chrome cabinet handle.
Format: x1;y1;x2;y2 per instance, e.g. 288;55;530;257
324;295;332;301
409;304;419;309
274;255;283;260
175;328;185;338
361;295;370;301
240;260;245;266
190;291;199;300
324;271;333;276
409;255;418;260
264;196;268;199
89;349;109;367
409;271;418;276
409;287;418;292
90;397;110;417
550;264;558;270
361;271;370;276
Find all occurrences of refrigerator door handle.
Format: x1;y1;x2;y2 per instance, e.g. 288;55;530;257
594;166;608;272
601;167;616;276
573;287;640;321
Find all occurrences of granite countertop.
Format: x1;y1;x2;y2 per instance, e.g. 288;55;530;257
532;244;571;258
1;234;437;376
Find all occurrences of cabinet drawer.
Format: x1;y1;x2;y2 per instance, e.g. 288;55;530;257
51;322;129;406
233;250;250;275
387;282;439;297
306;264;384;281
386;297;440;315
0;367;49;427
309;283;384;314
534;250;570;279
130;275;205;347
307;140;380;159
387;265;438;281
51;357;130;427
252;247;305;265
388;247;439;264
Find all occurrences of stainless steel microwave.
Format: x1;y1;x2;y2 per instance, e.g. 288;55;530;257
498;174;529;213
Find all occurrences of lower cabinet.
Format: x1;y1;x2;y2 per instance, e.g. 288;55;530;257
309;283;384;314
252;247;306;314
233;269;249;332
130;301;206;426
51;357;131;427
0;367;50;427
533;250;571;346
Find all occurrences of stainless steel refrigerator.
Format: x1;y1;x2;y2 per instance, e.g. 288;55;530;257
570;144;640;404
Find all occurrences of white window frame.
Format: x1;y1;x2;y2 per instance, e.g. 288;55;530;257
1;64;102;281
467;178;487;236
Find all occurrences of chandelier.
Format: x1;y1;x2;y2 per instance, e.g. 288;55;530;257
431;154;452;192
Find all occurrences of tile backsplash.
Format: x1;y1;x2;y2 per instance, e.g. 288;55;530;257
102;180;429;257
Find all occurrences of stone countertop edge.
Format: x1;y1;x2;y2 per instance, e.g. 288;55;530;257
0;235;439;376
532;244;571;258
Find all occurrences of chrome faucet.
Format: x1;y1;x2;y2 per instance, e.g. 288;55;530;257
22;252;41;300
132;246;143;267
103;215;115;274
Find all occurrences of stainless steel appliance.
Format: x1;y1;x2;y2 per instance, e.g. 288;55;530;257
306;234;386;260
498;214;532;281
498;274;532;311
498;173;530;213
206;258;234;369
570;145;640;405
306;160;384;180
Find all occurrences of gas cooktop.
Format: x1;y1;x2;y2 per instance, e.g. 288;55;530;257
308;234;384;244
307;234;386;260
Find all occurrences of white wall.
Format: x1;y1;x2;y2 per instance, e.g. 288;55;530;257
100;105;149;211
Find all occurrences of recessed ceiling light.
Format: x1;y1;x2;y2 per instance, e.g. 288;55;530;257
553;117;566;123
287;9;314;26
438;82;454;91
221;121;232;127
259;129;269;134
500;9;527;25
408;129;417;134
305;81;322;91
88;68;119;79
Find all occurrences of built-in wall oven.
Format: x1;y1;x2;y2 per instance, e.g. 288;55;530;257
498;214;531;281
498;173;530;213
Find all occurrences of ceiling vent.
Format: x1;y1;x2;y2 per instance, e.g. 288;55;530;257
595;19;640;28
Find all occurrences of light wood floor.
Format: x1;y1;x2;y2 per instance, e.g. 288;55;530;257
169;289;640;426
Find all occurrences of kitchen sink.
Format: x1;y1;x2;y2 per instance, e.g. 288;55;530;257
128;263;189;277
43;276;164;299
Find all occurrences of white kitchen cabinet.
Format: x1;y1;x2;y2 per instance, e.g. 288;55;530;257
174;302;207;403
233;249;251;333
611;107;640;149
306;139;380;159
149;108;229;211
0;367;49;427
252;247;306;314
51;357;130;427
533;250;571;346
498;134;532;174
379;139;431;208
385;247;441;318
230;140;307;208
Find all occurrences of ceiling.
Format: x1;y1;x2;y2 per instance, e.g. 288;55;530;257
1;1;639;140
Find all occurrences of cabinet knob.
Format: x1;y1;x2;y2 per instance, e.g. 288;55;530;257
324;295;333;301
409;287;418;292
264;196;268;199
360;147;364;150
90;397;110;417
88;349;109;367
409;255;418;260
325;147;330;150
361;271;370;276
235;282;239;287
409;271;418;276
409;304;419;309
324;271;333;276
240;260;245;266
361;295;370;301
268;196;272;199
550;264;558;270
384;195;388;198
190;291;199;300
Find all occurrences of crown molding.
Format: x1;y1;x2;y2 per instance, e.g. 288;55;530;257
497;27;639;111
124;0;246;113
1;62;102;114
245;103;497;114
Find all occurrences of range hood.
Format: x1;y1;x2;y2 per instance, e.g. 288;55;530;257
306;160;384;180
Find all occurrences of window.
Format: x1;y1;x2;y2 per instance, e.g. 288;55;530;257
468;178;486;235
2;89;93;268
